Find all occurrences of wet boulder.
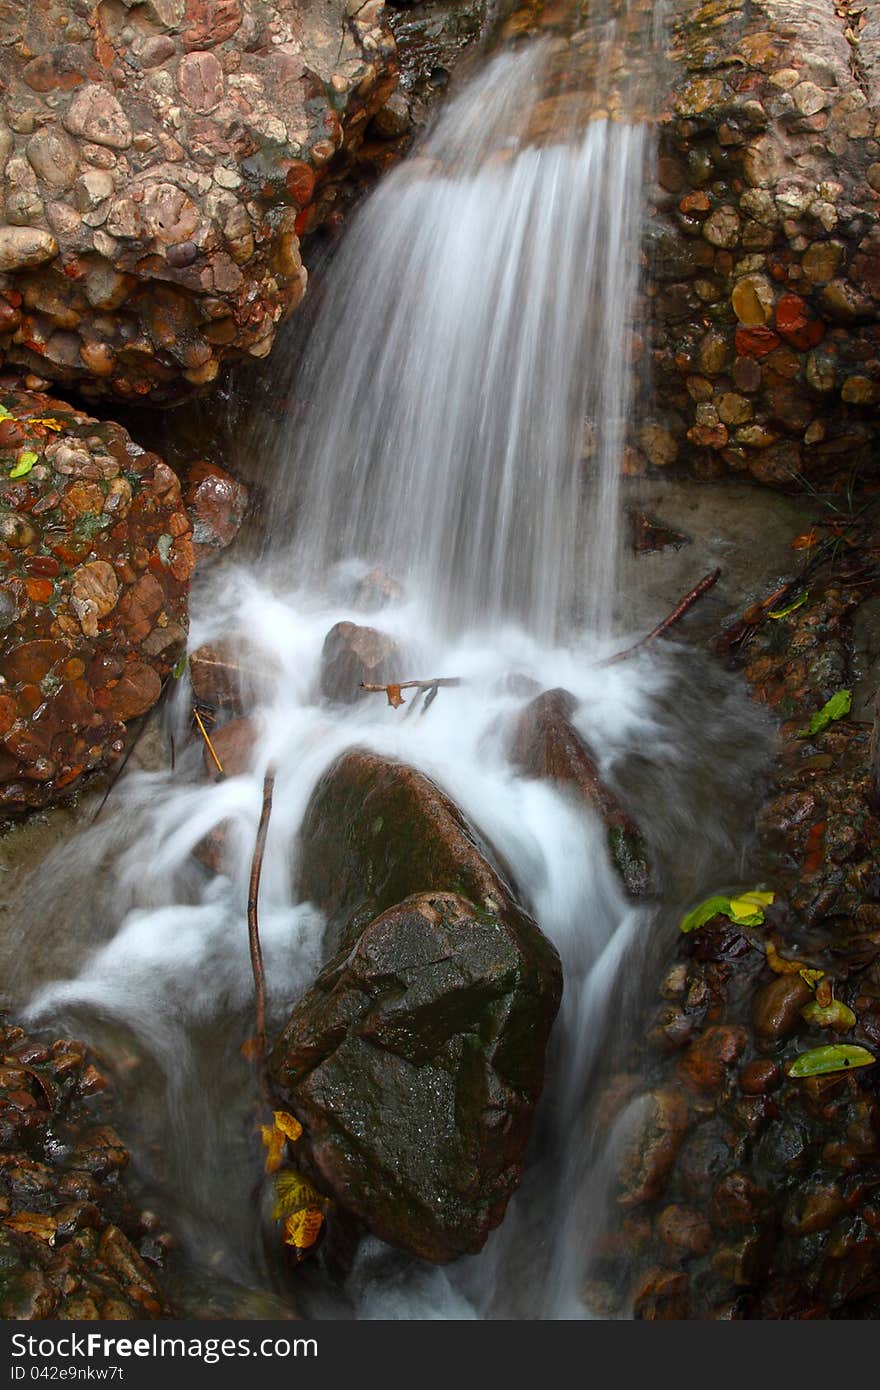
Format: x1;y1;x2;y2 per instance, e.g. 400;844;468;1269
508;688;652;897
297;746;536;951
271;889;561;1262
185;462;248;569
0;386;191;814
318;621;402;704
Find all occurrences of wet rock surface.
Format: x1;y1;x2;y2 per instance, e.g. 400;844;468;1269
318;620;401;704
509;687;652;897
271;887;561;1262
0;385;191;815
590;511;880;1318
0;1016;172;1319
0;0;398;402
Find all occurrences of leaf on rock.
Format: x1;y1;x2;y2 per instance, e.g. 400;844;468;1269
28;416;64;432
0;404;11;420
799;967;825;988
172;654;187;680
261;1110;303;1174
273;1110;302;1143
764;939;822;979
801;999;856;1032
791;531;820;550
680;889;774;934
284;1206;324;1250
3;1212;57;1244
798;689;852;738
789;1044;874;1077
768;592;809;620
9;451;38;479
272;1169;323;1222
386;684;405;709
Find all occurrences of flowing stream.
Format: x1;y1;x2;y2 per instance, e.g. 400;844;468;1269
7;8;776;1318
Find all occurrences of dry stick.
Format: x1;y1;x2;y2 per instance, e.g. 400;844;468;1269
600;567;722;667
360;678;462;694
194;707;224;778
248;767;276;1106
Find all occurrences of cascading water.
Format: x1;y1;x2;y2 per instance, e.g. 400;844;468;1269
4;3;775;1320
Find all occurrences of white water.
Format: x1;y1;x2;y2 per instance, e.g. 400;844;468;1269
10;21;773;1319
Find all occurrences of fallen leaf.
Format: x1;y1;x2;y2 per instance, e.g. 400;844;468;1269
9;451;38;479
803;821;826;875
801;999;856;1032
815;978;832;1007
789;1044;874;1078
798;689;852;738
791;531;820;550
261;1110;303;1174
3;1212;57;1244
28;416;64;432
284;1206;324;1250
799;967;825;988
386;684;405;709
768;592;809;620
273;1110;302;1143
0;404;11;420
272;1169;323;1222
680;888;773;934
240;1036;261;1062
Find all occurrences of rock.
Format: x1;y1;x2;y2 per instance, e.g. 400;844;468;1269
678;1025;747;1092
202;716;258;780
318;621;401;704
271;888;561;1263
656;1204;713;1257
0;385;191;814
184;461;248;567
297;747;541;955
189;640;259;712
616;1089;689;1208
751;974;813;1041
508;688;652;897
0;0;400;402
0;1016;172;1319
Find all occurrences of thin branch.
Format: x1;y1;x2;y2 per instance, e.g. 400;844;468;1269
247;767;275;1105
600;568;721;667
194;707;224;778
360;678;462;693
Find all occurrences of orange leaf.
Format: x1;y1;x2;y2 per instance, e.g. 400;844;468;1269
803;821;826;876
791;530;820;550
261;1124;285;1175
815;978;833;1008
273;1110;302;1143
284;1206;324;1250
240;1036;261;1062
386;684;404;709
4;1212;57;1244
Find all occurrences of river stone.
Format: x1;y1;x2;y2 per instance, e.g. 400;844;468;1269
508;688;652;897
271;889;562;1263
318;622;401;704
297;747;539;956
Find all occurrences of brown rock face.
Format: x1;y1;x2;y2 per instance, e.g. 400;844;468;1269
185;461;247;567
509;688;652;897
0;1016;172;1319
0;0;399;402
0;386;191;814
318;621;401;704
640;0;880;486
271;889;561;1263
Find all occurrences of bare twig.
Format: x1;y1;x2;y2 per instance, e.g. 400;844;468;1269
600;568;721;667
194;707;224;777
247;767;275;1104
360;677;461;715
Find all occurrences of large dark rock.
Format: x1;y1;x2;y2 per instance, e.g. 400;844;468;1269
318;621;401;704
509;688;652;897
297;745;531;950
271;888;561;1262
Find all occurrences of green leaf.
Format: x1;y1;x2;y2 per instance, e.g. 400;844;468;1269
801;1000;857;1031
788;1044;875;1078
768;592;809;620
798;689;852;738
680;888;774;934
9;451;39;479
0;404;11;421
172;654;187;680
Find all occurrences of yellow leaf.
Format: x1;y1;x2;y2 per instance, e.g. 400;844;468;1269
261;1124;285;1175
274;1110;302;1143
4;1212;57;1244
284;1206;324;1250
729;890;774;921
799;967;825;988
272;1168;323;1222
765;939;822;979
801;999;856;1032
28;416;64;432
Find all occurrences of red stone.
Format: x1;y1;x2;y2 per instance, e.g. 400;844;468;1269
735;327;781;359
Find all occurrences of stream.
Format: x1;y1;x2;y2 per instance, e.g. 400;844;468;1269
0;5;796;1319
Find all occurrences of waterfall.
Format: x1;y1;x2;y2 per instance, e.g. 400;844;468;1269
6;1;774;1323
257;41;648;638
